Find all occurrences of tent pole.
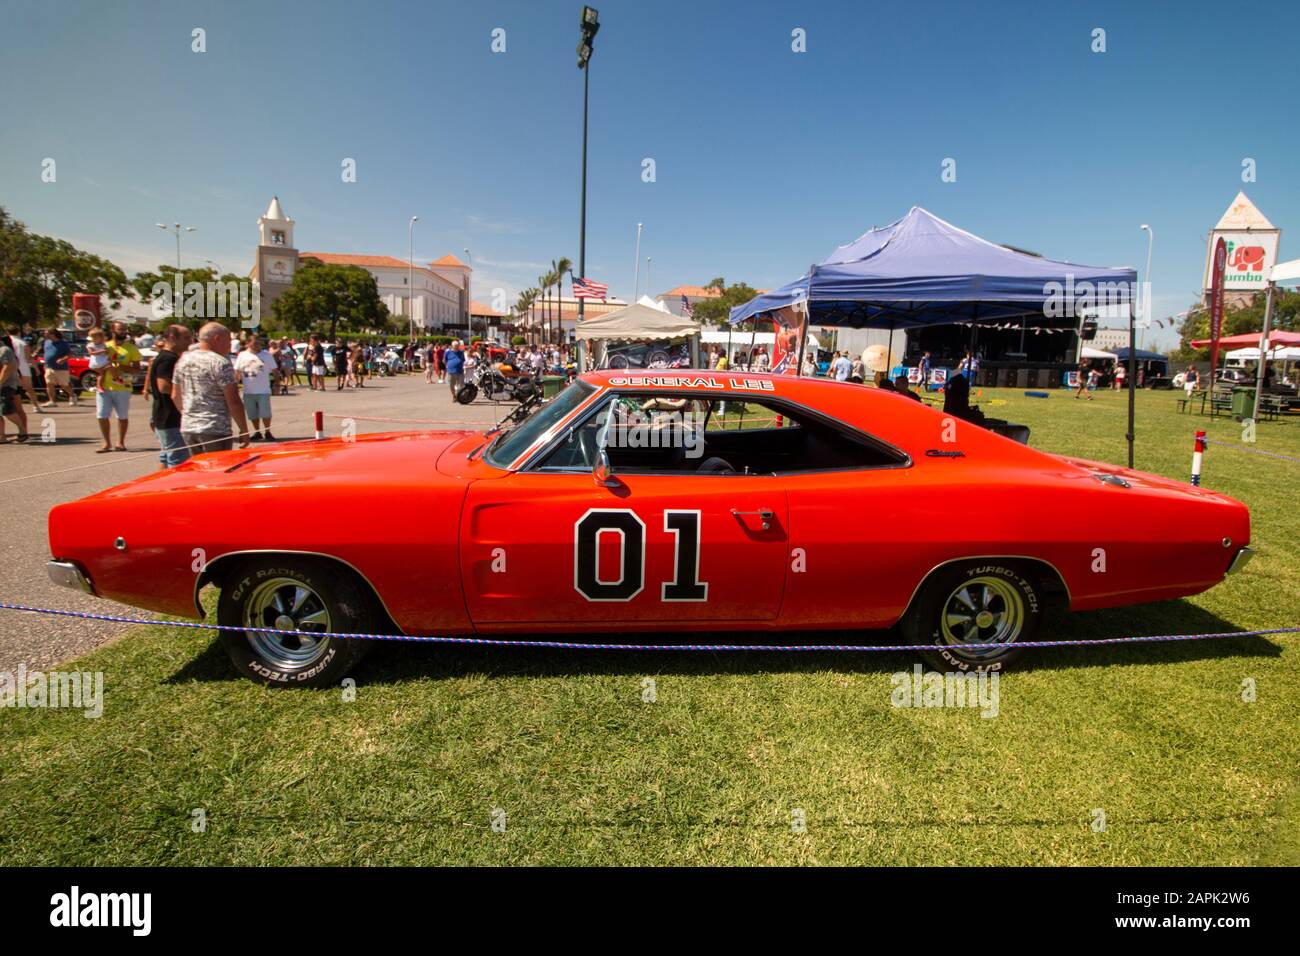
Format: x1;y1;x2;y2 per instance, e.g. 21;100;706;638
748;322;757;370
1126;299;1136;468
1252;281;1275;424
794;304;810;378
886;324;894;386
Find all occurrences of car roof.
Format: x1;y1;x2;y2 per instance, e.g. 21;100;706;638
581;368;880;399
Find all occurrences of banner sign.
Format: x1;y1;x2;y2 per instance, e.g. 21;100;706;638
1203;231;1280;293
1209;237;1227;377
71;293;101;331
771;321;799;375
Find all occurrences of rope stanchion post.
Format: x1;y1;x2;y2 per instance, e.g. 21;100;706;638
314;410;324;441
1191;429;1206;486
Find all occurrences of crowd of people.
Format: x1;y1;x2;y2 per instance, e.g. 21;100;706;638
1;321;585;461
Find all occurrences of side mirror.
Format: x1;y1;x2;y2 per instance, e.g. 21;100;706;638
593;448;616;487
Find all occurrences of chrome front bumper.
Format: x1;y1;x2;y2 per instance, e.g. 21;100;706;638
1226;546;1255;575
47;560;94;594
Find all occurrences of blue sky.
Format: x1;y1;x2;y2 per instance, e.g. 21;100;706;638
2;0;1297;348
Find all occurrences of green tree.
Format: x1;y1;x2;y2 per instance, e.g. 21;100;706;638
691;281;760;329
0;207;130;327
271;259;390;340
1172;290;1300;360
129;265;252;330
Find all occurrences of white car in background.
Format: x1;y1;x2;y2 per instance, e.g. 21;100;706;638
293;342;336;375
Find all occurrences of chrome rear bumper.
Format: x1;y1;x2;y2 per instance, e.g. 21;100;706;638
1226;546;1255;575
47;560;94;594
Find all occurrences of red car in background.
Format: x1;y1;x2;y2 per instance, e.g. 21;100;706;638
32;335;149;393
46;371;1253;686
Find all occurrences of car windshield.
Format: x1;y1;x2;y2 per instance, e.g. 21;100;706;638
485;380;596;469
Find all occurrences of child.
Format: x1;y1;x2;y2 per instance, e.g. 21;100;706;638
87;328;110;389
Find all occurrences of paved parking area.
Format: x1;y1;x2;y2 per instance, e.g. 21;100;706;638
0;372;507;671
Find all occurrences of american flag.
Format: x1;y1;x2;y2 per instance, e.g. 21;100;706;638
680;295;694;318
572;276;608;300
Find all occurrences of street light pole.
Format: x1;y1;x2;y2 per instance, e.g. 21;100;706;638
463;248;475;342
1140;224;1154;350
408;215;419;342
576;7;599;371
632;222;642;301
156;222;196;272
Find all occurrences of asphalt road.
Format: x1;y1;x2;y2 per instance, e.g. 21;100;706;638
0;371;507;672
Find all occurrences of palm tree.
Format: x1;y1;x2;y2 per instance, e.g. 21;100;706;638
517;287;539;345
543;267;559;345
554;256;572;342
513;289;533;332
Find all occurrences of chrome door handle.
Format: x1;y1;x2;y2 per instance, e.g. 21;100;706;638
731;508;774;530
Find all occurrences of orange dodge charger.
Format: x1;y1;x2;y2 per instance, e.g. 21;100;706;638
47;371;1253;685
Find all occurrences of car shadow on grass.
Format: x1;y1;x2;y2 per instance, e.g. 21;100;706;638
164;599;1285;686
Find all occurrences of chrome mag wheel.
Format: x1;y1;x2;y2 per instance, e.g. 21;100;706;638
242;577;333;669
939;575;1025;658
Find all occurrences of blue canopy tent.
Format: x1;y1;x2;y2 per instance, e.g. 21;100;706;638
730;207;1136;327
729;207;1143;462
1112;347;1168;364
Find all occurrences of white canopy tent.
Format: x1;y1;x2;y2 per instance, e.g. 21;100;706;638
1082;345;1117;360
1226;345;1300;361
574;301;702;367
635;295;670;312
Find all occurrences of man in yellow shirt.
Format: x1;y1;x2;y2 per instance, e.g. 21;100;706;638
96;321;141;452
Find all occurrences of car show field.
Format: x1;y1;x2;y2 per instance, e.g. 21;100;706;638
3;384;1296;866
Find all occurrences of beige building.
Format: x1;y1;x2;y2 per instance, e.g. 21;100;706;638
655;284;722;317
249;197;471;330
521;295;627;342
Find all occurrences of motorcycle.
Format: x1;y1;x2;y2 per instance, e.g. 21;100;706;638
455;360;537;405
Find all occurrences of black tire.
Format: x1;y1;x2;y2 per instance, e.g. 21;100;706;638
455;382;478;404
79;371;97;392
608;354;630;369
901;560;1042;672
216;556;372;687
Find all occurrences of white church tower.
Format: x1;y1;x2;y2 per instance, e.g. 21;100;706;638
252;196;299;318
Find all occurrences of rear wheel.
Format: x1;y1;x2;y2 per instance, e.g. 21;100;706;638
901;560;1042;672
216;557;372;687
79;371;97;392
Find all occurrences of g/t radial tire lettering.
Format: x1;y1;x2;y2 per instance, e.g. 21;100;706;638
217;556;372;687
901;560;1042;673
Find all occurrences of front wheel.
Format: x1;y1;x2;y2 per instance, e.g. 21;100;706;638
455;382;478;404
79;371;97;392
901;560;1042;672
216;557;372;687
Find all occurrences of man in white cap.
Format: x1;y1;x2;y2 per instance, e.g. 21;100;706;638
445;339;466;398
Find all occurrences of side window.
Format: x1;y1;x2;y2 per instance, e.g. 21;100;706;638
535;394;708;473
705;400;799;433
698;399;904;473
532;393;905;475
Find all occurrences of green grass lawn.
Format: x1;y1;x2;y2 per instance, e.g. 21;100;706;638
2;387;1297;865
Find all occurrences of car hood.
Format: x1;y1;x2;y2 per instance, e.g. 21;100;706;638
84;430;484;500
1048;453;1246;506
